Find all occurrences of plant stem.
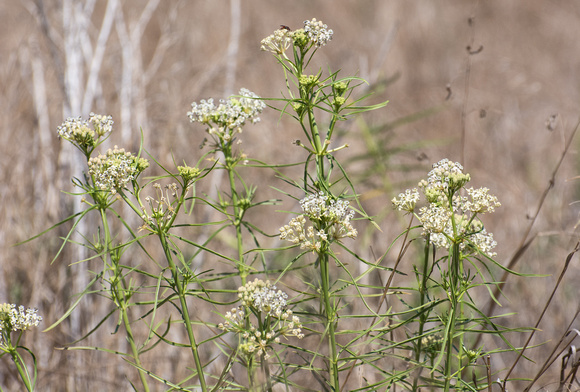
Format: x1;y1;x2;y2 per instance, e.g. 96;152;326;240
413;234;431;391
444;242;461;391
319;251;339;390
11;350;33;392
99;208;150;392
159;232;208;391
225;157;248;285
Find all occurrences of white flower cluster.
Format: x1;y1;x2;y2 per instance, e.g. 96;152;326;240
280;215;325;252
303;18;333;47
392;188;420;213
419;159;470;203
464;187;501;214
426;213;498;257
57;113;113;148
238;279;288;317
88;113;114;137
187;88;266;144
88;146;149;194
260;27;293;54
394;159;500;258
218;279;303;359
280;192;357;252
0;303;42;344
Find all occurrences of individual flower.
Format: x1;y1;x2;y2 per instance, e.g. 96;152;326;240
0;304;42;345
303;18;333;47
219;279;303;360
88;146;149;194
57;113;113;153
187;88;265;147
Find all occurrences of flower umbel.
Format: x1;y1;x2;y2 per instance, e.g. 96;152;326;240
303;18;333;47
88;146;149;194
187;88;265;147
219;279;303;359
260;27;293;55
280;192;357;252
396;159;500;258
237;279;288;317
57;113;113;154
392;188;420;213
0;304;42;346
260;18;332;57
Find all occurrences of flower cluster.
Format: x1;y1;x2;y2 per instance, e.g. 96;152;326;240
177;165;201;184
260;18;333;57
280;192;357;252
57;113;113;152
391;188;420;213
238;279;288;317
260;27;293;55
393;159;500;257
88;146;149;194
303;18;333;47
218;279;303;359
187;88;265;146
0;304;42;345
420;333;444;357
419;159;470;203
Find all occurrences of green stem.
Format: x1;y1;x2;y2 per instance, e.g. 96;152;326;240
120;301;150;392
444;242;461;391
159;232;207;391
226;158;248;285
99;209;150;392
261;354;273;392
413;234;431;391
319;251;339;391
11;350;33;392
306;102;326;190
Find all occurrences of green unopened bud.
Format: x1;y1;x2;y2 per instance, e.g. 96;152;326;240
135;157;150;172
465;349;478;363
292;102;305;117
178;165;201;182
238;197;252;211
448;172;470;193
333;96;346;109
291;29;309;49
333;81;348;95
299;74;319;88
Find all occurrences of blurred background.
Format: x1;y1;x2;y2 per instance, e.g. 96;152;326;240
1;1;580;390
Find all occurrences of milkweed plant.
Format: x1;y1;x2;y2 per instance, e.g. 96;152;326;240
16;18;534;392
0;304;42;392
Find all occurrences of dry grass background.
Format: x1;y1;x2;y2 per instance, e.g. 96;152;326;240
1;1;580;390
